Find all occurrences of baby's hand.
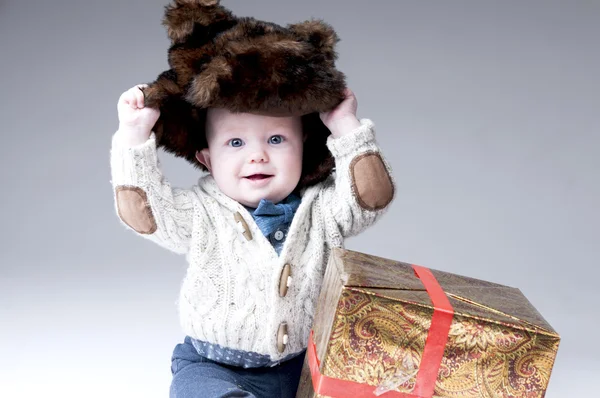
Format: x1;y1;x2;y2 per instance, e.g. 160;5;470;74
320;88;361;138
116;84;160;145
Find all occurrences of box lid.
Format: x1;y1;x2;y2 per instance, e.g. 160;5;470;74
332;248;558;337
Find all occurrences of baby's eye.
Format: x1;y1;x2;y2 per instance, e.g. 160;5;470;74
228;138;244;147
269;135;284;145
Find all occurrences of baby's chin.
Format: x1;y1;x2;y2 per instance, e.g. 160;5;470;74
214;177;299;207
230;189;293;208
236;193;285;208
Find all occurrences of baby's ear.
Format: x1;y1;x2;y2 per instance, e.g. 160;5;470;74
195;149;212;172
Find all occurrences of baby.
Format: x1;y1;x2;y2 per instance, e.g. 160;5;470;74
109;2;395;397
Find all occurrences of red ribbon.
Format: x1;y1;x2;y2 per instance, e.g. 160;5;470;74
308;264;454;398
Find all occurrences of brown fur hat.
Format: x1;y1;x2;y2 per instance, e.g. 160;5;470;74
141;0;347;188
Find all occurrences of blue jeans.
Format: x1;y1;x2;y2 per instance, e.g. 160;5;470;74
170;336;306;398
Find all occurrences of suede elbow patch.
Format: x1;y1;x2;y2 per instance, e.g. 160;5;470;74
115;186;157;234
350;152;394;211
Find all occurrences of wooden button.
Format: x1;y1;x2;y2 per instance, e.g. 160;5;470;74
233;212;252;241
277;322;288;353
279;263;292;297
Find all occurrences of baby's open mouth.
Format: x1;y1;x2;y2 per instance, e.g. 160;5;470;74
245;174;273;180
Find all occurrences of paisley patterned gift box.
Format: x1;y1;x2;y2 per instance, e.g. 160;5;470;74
296;248;560;398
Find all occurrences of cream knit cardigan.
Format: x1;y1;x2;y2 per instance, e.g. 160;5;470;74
110;118;395;361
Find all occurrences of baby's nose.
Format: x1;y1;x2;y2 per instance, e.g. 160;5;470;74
249;147;269;163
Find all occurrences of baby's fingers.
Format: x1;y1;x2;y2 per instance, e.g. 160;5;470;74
135;84;147;109
118;84;148;111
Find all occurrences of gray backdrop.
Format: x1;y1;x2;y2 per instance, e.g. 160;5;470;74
1;0;598;397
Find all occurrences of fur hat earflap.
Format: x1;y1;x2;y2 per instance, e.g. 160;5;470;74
142;0;347;188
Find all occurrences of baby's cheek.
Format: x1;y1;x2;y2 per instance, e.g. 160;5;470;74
215;172;238;192
282;150;303;177
212;158;234;179
208;165;237;199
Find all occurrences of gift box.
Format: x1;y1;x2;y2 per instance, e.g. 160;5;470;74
296;248;560;398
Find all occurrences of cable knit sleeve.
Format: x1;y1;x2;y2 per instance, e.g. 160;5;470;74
109;132;199;254
320;118;396;238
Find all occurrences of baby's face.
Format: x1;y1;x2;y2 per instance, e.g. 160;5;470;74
196;108;304;208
